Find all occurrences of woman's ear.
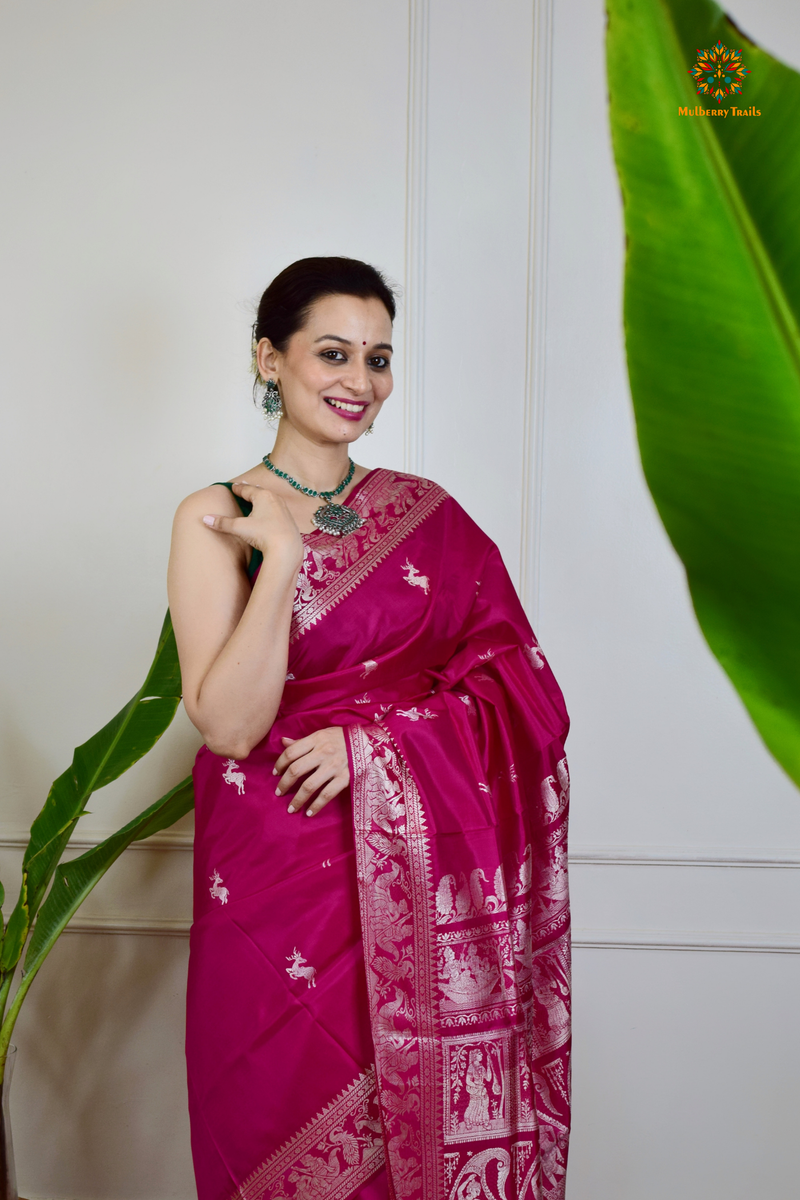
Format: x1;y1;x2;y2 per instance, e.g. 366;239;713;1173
256;337;280;382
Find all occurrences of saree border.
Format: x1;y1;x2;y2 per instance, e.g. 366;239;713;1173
234;1067;384;1200
291;471;447;643
349;723;572;1200
349;723;443;1200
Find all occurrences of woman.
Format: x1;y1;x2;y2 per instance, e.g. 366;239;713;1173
168;257;571;1200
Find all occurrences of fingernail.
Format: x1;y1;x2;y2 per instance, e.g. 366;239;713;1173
287;803;296;813
306;809;315;818
203;516;215;527
275;787;282;796
272;768;277;775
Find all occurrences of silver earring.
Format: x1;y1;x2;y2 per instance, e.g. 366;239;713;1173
364;422;375;436
261;379;283;419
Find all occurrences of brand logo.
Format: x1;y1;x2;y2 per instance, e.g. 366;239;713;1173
688;41;750;106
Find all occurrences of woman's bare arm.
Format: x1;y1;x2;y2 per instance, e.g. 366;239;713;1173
167;481;304;759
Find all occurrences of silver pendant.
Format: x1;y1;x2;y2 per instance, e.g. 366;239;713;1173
312;502;365;536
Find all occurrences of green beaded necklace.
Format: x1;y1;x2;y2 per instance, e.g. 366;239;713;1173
262;454;365;537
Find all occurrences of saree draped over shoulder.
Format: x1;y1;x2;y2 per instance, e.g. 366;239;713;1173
188;470;571;1200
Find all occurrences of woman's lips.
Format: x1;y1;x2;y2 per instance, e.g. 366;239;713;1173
324;397;369;422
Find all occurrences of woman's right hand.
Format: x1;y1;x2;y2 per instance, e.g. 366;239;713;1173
202;480;303;564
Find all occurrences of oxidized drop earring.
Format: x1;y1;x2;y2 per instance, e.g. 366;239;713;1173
261;379;283;419
364;422;375;436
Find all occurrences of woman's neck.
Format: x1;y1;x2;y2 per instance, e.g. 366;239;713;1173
268;424;353;493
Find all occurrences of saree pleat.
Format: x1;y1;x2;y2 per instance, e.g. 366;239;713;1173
188;470;570;1200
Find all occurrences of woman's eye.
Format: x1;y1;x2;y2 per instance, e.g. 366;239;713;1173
321;349;346;361
369;356;390;369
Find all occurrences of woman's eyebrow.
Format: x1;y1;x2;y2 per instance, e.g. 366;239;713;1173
313;334;393;352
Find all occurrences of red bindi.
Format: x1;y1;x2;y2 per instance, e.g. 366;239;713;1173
363;341;366;345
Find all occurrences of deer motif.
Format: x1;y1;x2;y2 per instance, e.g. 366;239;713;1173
401;559;430;595
222;759;246;795
286;947;317;988
209;869;229;905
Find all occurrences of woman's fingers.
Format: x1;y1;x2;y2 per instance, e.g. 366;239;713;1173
231;480;263;497
273;735;314;778
276;748;323;798
285;765;332;813
202;514;249;537
273;726;350;815
203;481;303;560
286;766;349;816
306;774;349;817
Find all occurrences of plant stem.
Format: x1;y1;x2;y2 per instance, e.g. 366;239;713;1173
0;963;43;1079
0;973;11;1028
0;974;12;1086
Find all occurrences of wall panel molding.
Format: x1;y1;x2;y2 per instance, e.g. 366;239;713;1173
519;0;554;621
3;831;800;867
63;916;191;937
573;928;800;954
0;829;193;852
59;916;800;954
402;0;430;475
569;845;800;869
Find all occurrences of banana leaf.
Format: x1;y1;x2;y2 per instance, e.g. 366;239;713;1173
24;775;194;974
1;611;183;971
0;775;194;1059
607;0;800;785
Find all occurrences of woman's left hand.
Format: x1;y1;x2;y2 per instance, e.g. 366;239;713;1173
274;727;350;817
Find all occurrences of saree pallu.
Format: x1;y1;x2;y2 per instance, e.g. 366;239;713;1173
188;469;571;1200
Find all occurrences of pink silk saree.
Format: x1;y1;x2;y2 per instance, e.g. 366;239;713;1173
188;469;571;1200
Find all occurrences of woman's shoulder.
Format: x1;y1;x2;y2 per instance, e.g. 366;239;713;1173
173;482;242;526
174;459;268;523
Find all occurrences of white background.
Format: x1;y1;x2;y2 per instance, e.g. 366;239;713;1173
1;0;799;1196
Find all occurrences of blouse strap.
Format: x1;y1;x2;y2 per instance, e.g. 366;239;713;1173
211;482;262;580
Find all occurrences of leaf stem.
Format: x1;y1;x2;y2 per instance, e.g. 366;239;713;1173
0;963;44;1077
0;973;12;1031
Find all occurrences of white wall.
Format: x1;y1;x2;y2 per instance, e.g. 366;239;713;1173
1;1;799;1197
545;1;800;1194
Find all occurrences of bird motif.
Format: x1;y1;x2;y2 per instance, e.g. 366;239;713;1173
329;1128;362;1166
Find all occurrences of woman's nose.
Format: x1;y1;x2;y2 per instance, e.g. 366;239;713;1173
342;357;370;394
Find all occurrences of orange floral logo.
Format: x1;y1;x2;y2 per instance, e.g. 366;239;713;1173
688;41;750;107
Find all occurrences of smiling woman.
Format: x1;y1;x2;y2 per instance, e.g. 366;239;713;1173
167;257;571;1200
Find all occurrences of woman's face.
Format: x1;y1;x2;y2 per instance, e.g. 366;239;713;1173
258;293;394;444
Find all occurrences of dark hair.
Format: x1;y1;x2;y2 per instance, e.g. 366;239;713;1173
253;256;396;358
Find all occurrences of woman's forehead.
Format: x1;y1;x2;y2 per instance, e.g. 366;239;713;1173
303;292;393;334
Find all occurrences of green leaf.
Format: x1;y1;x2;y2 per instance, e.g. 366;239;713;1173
607;0;800;784
23;776;194;976
1;611;182;970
